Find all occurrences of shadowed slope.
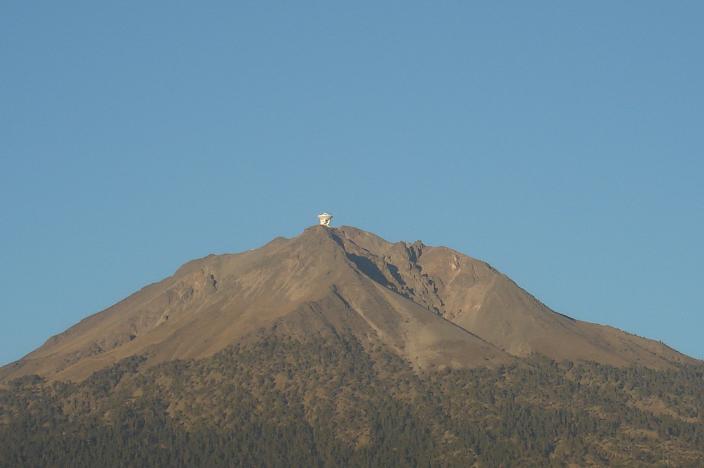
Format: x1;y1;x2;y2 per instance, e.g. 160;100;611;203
337;226;695;368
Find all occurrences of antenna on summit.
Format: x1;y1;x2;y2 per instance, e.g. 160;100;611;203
317;212;333;227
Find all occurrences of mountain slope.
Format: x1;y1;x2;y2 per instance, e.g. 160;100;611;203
0;225;696;383
0;226;509;382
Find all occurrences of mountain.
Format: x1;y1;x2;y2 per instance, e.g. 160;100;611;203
2;225;703;467
0;225;693;383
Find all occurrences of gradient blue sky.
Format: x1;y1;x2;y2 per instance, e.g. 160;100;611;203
2;2;703;365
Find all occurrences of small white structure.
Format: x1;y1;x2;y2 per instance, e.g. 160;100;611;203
317;212;333;227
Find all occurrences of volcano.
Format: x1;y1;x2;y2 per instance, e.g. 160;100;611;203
1;225;694;383
3;225;704;467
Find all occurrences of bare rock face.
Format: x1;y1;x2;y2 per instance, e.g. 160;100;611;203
0;226;696;382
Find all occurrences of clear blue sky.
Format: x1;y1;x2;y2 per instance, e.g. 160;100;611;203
2;2;703;365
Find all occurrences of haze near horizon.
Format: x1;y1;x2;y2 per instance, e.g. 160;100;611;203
1;2;703;365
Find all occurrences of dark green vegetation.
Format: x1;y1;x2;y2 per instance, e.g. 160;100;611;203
2;332;703;467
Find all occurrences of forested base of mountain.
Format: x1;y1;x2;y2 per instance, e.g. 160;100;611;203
2;332;703;467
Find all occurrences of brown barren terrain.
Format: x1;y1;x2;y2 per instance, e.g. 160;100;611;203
0;225;696;382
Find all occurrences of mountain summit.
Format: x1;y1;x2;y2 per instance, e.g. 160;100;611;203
0;225;695;382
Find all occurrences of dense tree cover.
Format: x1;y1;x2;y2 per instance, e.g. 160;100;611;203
1;333;703;467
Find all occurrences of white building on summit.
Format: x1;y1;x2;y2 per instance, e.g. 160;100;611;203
317;213;333;227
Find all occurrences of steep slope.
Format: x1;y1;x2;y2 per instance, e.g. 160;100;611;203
0;226;510;382
336;226;694;368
